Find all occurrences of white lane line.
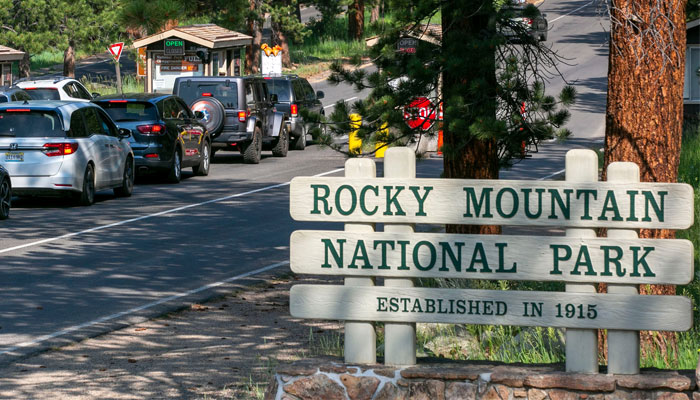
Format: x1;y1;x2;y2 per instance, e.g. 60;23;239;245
324;96;358;109
0;167;345;256
0;261;290;355
537;168;566;180
549;0;595;23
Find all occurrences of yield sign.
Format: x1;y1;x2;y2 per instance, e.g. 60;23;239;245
108;42;124;62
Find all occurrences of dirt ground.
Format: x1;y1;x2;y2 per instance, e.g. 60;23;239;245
0;271;344;399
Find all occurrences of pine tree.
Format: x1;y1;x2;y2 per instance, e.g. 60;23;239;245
603;0;687;352
324;0;575;234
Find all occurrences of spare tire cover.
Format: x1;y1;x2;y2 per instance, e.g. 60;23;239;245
190;97;226;135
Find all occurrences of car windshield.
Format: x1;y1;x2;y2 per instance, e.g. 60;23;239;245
98;101;159;122
24;88;60;100
177;82;238;109
0;110;64;137
266;80;291;102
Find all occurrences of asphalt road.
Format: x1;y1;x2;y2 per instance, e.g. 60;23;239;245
0;0;608;364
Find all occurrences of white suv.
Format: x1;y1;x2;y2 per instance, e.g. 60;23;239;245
16;77;97;102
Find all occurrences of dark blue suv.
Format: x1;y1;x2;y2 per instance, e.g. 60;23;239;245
93;93;211;183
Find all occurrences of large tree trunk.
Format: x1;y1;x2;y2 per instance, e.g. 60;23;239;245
370;3;380;23
19;51;30;78
246;0;262;74
442;1;500;235
348;0;364;40
63;39;75;78
604;0;686;354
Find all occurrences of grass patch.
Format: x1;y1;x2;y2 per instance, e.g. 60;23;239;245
79;74;144;96
290;39;367;65
30;50;90;72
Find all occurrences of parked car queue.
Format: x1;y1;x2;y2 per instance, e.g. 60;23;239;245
0;74;324;218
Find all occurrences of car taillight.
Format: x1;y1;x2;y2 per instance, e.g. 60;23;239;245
238;111;246;122
291;104;298;117
136;124;165;135
202;92;213;97
43;143;78;157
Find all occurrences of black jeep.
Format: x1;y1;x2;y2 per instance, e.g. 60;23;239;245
173;76;290;164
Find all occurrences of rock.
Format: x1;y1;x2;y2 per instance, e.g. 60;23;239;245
408;379;445;400
513;388;527;398
655;393;689;400
527;388;548;400
480;386;502;400
616;372;691;391
375;382;408;400
340;374;380;400
401;365;481;380
283;374;346;400
445;382;477;399
549;389;578;400
525;372;616;392
495;384;512;400
424;334;479;359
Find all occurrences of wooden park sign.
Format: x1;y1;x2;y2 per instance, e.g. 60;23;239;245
287;148;696;370
289;178;694;229
290;285;691;331
290;231;693;285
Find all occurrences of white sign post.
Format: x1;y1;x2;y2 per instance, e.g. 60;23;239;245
108;42;124;95
287;149;695;371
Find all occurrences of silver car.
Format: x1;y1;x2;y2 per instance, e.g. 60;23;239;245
0;101;134;205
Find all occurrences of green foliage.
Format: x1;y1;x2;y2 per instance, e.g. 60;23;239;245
120;0;186;34
0;0;57;53
55;0;123;51
689;0;700;21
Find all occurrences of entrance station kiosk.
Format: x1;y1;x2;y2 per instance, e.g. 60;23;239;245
0;45;25;86
133;24;252;93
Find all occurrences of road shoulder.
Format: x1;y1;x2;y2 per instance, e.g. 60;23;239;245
0;272;343;400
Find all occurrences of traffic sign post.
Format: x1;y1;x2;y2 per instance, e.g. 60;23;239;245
108;42;124;95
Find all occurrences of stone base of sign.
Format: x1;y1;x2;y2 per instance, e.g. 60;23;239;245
263;357;696;400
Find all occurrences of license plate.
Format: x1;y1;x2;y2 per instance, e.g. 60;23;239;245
4;152;23;162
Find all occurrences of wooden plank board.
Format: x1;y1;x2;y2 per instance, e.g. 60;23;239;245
289;177;694;229
290;285;692;331
290;231;694;284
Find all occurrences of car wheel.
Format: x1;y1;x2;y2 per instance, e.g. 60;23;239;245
271;123;289;157
193;141;211;176
0;178;10;220
167;148;182;183
77;164;95;206
114;157;134;197
243;126;262;164
292;128;306;150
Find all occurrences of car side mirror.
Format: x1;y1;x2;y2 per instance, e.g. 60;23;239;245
316;90;325;99
92;92;101;99
118;128;131;138
269;93;279;103
194;110;205;119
